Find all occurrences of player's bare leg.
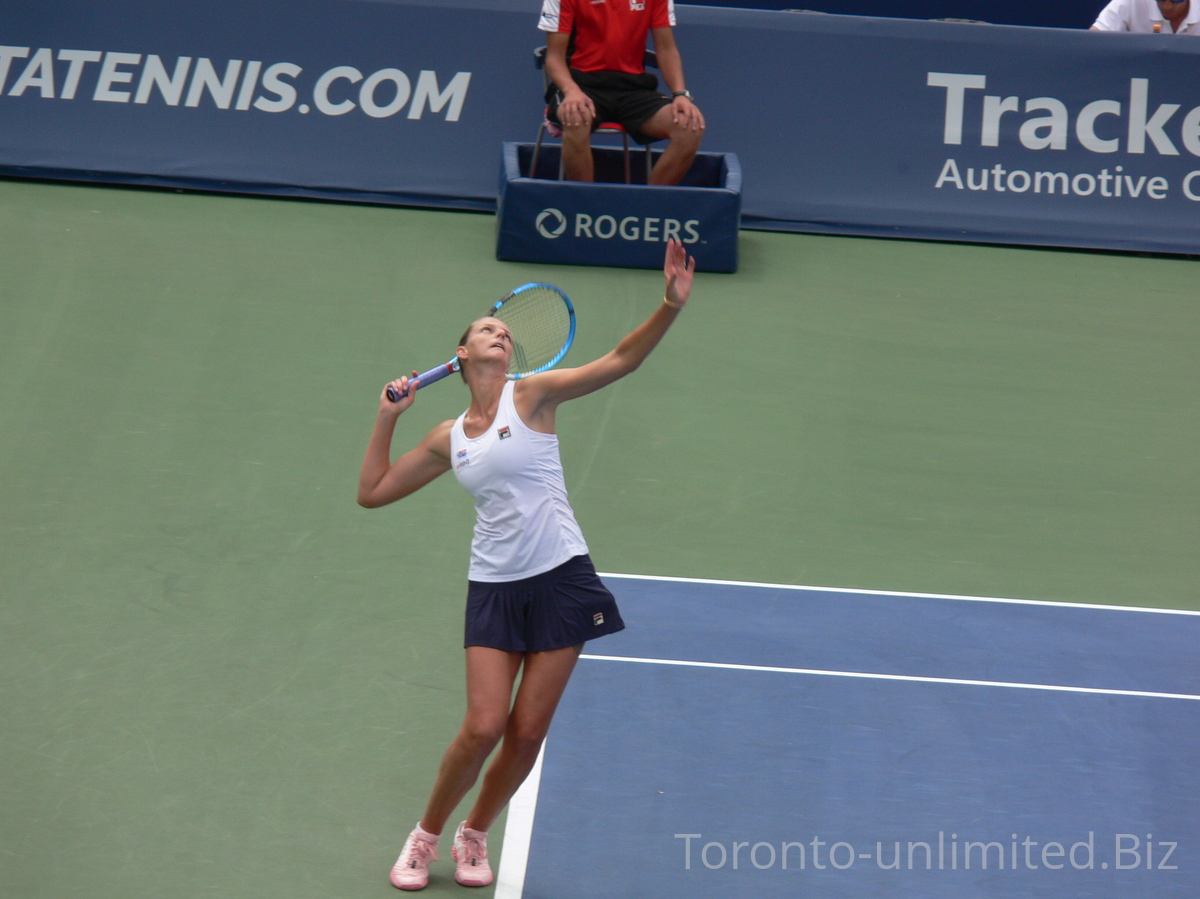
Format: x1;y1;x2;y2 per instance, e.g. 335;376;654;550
419;647;523;835
464;643;583;830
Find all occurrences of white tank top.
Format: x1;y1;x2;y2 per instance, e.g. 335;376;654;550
450;380;588;582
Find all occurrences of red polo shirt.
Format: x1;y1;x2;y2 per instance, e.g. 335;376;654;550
539;0;675;74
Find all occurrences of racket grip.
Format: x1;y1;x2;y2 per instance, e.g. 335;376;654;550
386;361;457;402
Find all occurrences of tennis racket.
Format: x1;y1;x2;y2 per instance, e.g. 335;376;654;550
386;283;576;401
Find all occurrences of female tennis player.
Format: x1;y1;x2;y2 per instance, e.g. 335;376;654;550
357;240;696;891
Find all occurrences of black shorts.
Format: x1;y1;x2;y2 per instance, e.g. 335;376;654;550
464;555;625;653
546;69;670;145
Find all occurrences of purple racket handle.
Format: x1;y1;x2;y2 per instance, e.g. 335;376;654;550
386;360;458;402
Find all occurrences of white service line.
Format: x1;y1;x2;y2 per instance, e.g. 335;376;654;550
598;572;1200;617
579;653;1200;702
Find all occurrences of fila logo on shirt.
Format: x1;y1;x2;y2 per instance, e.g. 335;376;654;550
498;426;511;439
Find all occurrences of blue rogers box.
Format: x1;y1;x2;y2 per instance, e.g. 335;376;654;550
496;143;741;273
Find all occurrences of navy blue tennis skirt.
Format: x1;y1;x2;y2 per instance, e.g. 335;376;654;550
464;555;625;653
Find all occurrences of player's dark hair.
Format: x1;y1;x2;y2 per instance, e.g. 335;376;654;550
457;323;472;382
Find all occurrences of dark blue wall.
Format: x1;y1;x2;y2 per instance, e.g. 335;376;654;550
685;0;1101;30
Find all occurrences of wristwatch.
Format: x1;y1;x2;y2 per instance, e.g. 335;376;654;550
672;90;693;101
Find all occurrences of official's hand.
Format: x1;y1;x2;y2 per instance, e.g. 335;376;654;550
671;96;705;132
558;89;596;129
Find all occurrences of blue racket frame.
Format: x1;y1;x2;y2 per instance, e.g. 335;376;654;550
489;283;576;381
385;283;574;401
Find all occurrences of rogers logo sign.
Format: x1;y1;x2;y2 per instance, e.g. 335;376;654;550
535;208;700;243
535;208;568;239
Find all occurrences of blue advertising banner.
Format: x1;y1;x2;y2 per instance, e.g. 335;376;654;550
0;0;538;209
686;8;1200;255
2;0;1198;255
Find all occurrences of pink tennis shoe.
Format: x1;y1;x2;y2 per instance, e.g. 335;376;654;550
452;821;493;887
390;826;439;891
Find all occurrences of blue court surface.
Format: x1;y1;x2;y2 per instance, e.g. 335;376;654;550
496;576;1200;899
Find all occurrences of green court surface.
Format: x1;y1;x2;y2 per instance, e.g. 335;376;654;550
1;178;1196;898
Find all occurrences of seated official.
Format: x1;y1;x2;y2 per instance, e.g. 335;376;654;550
538;0;705;185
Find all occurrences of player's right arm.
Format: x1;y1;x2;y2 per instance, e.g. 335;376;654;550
357;377;453;508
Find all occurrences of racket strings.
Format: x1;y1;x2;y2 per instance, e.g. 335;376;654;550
494;286;572;375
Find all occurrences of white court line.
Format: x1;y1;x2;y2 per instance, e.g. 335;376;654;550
598;571;1200;617
579;653;1200;702
494;741;546;899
